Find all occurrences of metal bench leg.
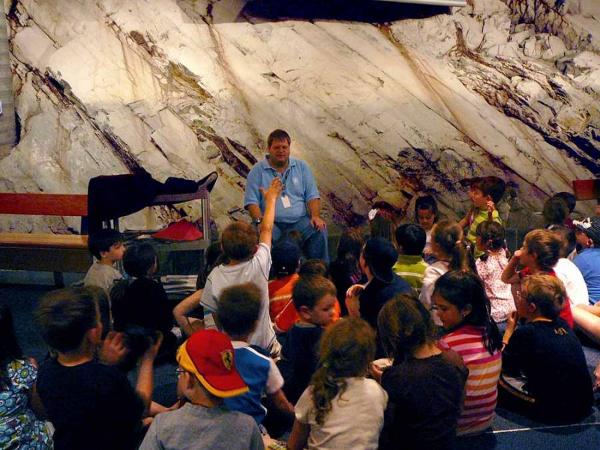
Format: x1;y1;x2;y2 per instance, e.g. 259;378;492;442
53;271;65;288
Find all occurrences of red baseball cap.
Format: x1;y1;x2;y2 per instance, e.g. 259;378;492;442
176;329;248;398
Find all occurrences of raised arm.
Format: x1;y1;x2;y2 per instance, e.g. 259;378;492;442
136;333;163;415
501;250;522;285
259;177;282;246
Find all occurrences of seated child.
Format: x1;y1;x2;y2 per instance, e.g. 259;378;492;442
458;176;505;256
500;274;593;423
269;239;302;333
368;201;402;244
543;196;570;229
279;275;337;404
551;226;589;306
573;217;600;304
475;221;515;324
434;271;503;435
552;192;577;229
501;229;574;327
217;283;294;425
111;243;176;355
329;228;365;315
288;318;388;450
200;178;282;357
392;223;428;291
414;195;439;264
376;294;468;450
34;286;161;450
139;329;263;450
0;305;52;449
83;229;125;294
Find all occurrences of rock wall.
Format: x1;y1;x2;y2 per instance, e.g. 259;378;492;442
1;0;599;233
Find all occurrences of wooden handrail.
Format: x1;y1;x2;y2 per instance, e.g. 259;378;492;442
0;193;88;216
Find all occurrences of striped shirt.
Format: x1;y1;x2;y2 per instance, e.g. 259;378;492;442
392;255;428;291
439;325;502;435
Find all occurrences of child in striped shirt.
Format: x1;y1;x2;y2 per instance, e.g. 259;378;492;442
433;270;503;435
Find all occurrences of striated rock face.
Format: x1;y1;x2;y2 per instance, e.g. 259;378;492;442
1;0;599;233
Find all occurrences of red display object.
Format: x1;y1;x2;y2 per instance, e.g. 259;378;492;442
152;219;203;241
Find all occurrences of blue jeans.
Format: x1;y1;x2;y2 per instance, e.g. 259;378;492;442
273;215;329;263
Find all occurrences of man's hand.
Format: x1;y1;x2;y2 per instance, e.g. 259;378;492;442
259;177;283;203
98;331;128;366
310;216;327;231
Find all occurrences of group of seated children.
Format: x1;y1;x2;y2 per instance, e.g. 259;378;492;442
3;175;600;450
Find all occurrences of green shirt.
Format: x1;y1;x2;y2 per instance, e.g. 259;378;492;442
392;255;428;290
466;208;502;257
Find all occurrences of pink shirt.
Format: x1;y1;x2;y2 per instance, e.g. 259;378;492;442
476;252;515;323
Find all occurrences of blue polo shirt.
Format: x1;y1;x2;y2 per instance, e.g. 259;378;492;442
573;248;600;304
244;157;320;224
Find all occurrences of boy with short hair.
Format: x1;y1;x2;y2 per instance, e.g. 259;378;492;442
201;178;282;356
139;329;264;450
84;229;125;294
500;274;593;423
34;287;160;450
279;275;337;404
217;283;294;425
393;223;429;291
458;176;505;249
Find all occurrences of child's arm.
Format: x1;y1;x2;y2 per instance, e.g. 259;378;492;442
345;284;364;318
259;177;283;246
173;289;205;337
501;250;521;285
135;332;163;416
458;207;474;229
287;419;310;450
267;389;295;420
502;311;518;349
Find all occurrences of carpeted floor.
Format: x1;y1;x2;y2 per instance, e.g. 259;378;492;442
2;277;600;449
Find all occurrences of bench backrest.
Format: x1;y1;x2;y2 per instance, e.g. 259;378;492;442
0;193;88;216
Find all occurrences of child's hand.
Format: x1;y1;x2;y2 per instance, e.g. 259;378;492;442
98;331;128;366
346;284;365;298
513;249;522;259
486;200;496;220
260;178;283;202
369;363;384;384
594;362;600;391
142;331;163;362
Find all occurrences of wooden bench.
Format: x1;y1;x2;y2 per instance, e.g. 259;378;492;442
0;188;212;286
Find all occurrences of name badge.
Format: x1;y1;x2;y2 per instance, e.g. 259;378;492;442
281;195;291;209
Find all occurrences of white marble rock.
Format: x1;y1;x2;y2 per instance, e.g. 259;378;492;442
1;0;599;235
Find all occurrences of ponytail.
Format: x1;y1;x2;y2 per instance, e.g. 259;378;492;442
432;220;475;271
310;318;375;425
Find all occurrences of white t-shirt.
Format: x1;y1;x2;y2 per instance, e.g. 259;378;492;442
200;243;279;355
295;377;388;450
83;262;122;295
554;258;589;307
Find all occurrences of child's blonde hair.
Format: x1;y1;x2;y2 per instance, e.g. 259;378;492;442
311;318;375;425
522;274;565;320
431;220;473;271
523;229;561;271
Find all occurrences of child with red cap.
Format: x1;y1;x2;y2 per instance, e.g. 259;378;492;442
139;329;264;450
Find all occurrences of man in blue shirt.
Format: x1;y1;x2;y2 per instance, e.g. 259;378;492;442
573;216;600;304
244;129;329;262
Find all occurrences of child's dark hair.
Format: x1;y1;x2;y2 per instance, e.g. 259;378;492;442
85;285;111;339
395;223;426;256
334;227;364;276
311;318;375;425
415;195;438;220
292;275;336;311
476;221;510;262
299;259;329;278
433;270;502;354
523;229;561;272
119;325;160;372
550;225;577;258
467;176;506;204
123;243;157;278
267;129;291;147
543;197;569;227
271;239;301;278
377;293;436;363
217;282;262;338
522;274;565;320
197;241;226;289
0;305;24;389
553;192;576;213
88;229;123;260
431;220;474;271
35;287;101;353
221;222;258;261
